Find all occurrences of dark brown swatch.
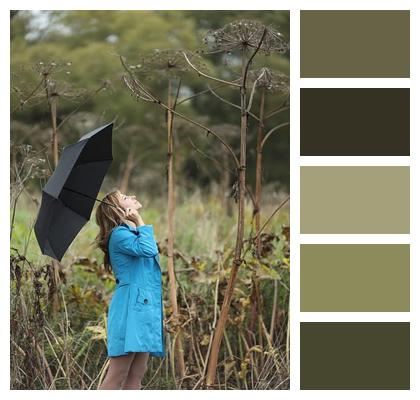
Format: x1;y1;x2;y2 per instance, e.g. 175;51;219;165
300;322;410;389
300;10;410;77
300;88;410;156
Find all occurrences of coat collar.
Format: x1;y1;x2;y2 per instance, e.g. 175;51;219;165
121;221;139;233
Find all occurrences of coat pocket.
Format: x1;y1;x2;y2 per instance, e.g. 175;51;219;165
134;287;152;311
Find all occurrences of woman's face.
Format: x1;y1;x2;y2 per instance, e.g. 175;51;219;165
117;191;142;211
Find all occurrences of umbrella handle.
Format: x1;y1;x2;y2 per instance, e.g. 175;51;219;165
62;187;119;209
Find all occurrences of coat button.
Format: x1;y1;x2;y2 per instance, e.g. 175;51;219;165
116;279;119;284
144;298;148;304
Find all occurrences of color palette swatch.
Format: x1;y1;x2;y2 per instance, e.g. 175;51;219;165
300;322;410;389
300;244;410;312
300;166;410;234
300;10;410;78
299;9;410;390
300;88;410;156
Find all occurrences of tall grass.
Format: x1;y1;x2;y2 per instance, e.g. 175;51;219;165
10;187;289;389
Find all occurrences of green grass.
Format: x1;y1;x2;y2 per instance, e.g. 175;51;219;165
11;187;289;269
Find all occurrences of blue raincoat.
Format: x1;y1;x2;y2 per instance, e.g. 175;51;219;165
106;223;165;358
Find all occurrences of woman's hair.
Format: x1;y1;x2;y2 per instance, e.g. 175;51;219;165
93;189;137;272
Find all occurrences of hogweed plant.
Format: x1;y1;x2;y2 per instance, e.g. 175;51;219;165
246;67;289;257
123;48;210;379
11;60;110;314
201;20;289;56
120;19;289;388
197;20;289;387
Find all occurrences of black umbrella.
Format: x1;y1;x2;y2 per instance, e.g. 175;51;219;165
34;122;116;261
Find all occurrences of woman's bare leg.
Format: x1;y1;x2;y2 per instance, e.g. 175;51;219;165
98;353;136;389
121;352;150;389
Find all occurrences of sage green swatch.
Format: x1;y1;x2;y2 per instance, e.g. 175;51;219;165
300;166;410;233
300;244;410;312
300;10;410;77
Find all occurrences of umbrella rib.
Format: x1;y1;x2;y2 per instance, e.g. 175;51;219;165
61;187;118;209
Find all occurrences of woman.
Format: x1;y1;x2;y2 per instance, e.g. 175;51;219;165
94;189;165;389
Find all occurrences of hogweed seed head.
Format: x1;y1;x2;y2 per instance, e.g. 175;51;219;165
200;19;289;56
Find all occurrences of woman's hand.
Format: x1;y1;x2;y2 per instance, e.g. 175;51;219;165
125;208;145;227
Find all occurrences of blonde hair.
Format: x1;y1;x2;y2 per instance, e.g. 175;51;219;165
94;189;137;272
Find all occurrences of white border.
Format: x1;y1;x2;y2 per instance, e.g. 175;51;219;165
3;0;419;398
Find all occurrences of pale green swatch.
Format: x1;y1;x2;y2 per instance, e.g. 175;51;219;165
300;166;410;233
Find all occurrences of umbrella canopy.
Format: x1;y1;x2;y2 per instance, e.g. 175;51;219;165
34;122;114;261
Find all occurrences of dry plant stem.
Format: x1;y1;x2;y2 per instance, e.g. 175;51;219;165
253;195;290;241
196;255;222;388
261;121;290;148
189;137;257;212
43;73;59;168
247;271;258;346
265;105;289;120
11;77;45;115
142;358;165;389
168;332;177;384
270;279;279;341
43;326;68;382
241;195;290;263
205;27;268;387
60;287;72;389
36;341;55;389
57;82;108;130
188;138;235;175
259;315;282;376
286;302;290;370
10;145;44;231
255;86;266;256
93;359;110;389
43;71;63;314
246;184;257;210
240;332;259;380
119;146;135;193
269;279;279;340
246;69;265;113
207;84;260;122
178;285;204;376
10;167;29;240
177;82;229;106
166;79;186;378
120;56;240;168
223;330;241;388
182;51;240;88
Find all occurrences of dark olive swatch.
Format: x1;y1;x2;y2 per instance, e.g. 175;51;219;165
300;244;410;312
300;322;410;389
301;10;410;77
300;88;410;156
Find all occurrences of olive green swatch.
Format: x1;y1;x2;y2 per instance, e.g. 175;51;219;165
300;166;410;233
300;88;410;156
300;10;410;77
300;322;410;389
300;244;410;312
